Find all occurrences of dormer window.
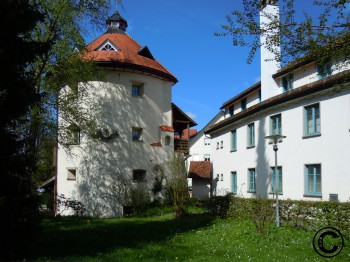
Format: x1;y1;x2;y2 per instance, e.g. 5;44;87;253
282;74;293;93
97;41;118;51
317;63;332;79
101;44;115;51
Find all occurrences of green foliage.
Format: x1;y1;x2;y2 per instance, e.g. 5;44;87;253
204;194;233;218
280;199;350;237
217;0;350;66
129;185;151;215
166;153;189;217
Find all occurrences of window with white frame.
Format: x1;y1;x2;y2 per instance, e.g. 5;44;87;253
220;141;223;149
131;83;144;97
220;174;223;181
248;168;256;193
231;171;237;194
270;166;282;194
270;114;282;135
230;129;237;151
305;164;321;196
282;74;293;92
216;142;219;149
67;169;77;180
304;103;320;136
204;137;210;146
132;169;146;182
317;63;332;79
247;123;255;147
204;154;210;161
132;127;143;141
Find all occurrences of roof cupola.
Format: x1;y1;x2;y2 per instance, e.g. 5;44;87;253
106;10;128;34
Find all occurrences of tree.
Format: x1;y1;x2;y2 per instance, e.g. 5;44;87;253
0;0;113;259
0;0;49;259
216;0;350;66
166;153;189;217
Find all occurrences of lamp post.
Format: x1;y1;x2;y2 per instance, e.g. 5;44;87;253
265;134;286;228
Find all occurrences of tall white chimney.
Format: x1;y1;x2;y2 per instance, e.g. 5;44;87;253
260;0;281;101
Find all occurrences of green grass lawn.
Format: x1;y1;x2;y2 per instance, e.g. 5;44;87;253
26;214;349;261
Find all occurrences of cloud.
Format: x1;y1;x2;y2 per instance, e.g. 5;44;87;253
185;112;197;119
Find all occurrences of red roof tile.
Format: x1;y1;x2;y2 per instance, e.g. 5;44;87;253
189;161;211;179
160;126;175;132
83;33;177;83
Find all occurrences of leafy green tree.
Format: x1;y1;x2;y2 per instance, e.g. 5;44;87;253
216;0;350;66
0;0;113;259
0;1;49;259
166;153;189;217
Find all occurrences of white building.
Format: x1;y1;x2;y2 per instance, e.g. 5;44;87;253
187;112;224;198
206;1;350;202
56;11;195;217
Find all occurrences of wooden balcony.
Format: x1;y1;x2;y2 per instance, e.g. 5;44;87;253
174;138;189;153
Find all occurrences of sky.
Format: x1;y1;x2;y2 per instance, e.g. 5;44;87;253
84;0;322;131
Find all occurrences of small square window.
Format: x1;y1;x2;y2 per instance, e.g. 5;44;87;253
204;138;211;146
131;83;144;97
133;169;146;182
317;63;332;79
216;142;219;150
132;127;143;141
67;169;77;180
220;141;223;149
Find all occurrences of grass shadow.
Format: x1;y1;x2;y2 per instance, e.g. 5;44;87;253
26;213;215;260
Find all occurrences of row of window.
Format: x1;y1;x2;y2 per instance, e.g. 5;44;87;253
228;164;321;196
226;63;331;117
67;169;147;182
227;103;320;151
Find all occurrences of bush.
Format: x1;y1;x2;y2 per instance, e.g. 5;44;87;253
204;194;233;218
227;197;350;236
57;194;86;216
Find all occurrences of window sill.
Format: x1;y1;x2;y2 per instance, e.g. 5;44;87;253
303;194;322;198
230;149;237;153
303;133;321;139
131;95;145;98
247;191;256;193
67;179;76;181
132;139;144;142
269;192;283;195
246;145;255;149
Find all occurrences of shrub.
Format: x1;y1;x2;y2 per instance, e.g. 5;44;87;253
205;194;233;218
56;194;86;216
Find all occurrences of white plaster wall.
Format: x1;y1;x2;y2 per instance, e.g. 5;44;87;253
211;87;350;202
57;70;174;217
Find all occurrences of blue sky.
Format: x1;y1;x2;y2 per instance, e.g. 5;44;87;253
85;0;322;130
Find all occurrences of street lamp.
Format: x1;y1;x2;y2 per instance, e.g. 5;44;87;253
265;134;286;228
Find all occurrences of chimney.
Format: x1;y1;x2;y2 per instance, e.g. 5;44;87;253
260;0;280;101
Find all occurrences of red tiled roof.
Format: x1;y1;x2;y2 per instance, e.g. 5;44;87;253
160;126;175;132
189;161;211;179
83;33;177;83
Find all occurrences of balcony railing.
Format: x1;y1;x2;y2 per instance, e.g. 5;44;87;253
174;138;189;152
